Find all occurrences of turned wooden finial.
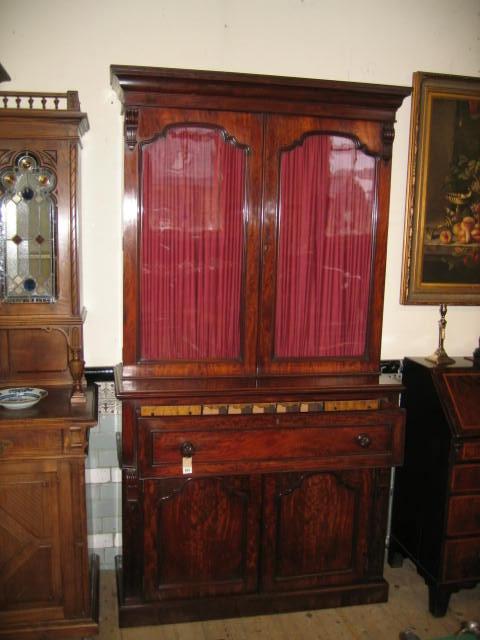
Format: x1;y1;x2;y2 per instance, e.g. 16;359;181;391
69;346;86;404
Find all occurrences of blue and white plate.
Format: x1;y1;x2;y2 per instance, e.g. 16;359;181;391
0;387;48;410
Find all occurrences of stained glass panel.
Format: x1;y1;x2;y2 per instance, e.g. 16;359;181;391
0;153;56;302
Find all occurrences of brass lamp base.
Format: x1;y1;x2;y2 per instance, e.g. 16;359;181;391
426;304;456;367
425;348;455;366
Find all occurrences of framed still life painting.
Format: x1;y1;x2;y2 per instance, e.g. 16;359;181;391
401;72;480;304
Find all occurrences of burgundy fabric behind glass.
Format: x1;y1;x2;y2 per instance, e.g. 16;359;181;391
140;126;246;361
275;135;376;358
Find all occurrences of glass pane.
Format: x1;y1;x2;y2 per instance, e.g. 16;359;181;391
0;153;56;303
275;134;377;358
140;126;247;361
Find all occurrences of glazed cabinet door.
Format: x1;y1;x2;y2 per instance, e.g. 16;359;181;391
259;114;389;375
261;470;381;592
142;475;262;600
122;109;263;379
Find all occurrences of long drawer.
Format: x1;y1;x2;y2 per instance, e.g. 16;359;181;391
447;495;480;537
0;427;62;459
444;537;480;582
137;409;405;477
451;464;480;493
456;441;480;462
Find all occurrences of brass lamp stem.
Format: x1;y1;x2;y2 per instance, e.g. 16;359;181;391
426;304;455;366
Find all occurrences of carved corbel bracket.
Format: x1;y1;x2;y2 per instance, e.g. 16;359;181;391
125;108;139;150
381;123;395;161
124;468;140;500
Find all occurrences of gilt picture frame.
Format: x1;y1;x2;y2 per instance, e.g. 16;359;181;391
400;72;480;304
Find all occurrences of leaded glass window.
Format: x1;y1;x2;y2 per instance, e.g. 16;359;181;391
0;153;56;302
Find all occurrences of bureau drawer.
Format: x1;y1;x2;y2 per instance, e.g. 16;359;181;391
138;410;404;477
0;428;62;459
451;464;480;493
447;495;480;536
456;441;480;462
444;537;480;582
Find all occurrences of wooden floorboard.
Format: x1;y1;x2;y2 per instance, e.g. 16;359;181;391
97;560;479;639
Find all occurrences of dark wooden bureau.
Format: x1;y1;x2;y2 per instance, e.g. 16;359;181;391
389;357;480;616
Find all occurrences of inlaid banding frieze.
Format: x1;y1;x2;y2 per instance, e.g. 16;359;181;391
140;399;380;417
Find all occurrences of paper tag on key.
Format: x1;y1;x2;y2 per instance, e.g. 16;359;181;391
182;457;192;475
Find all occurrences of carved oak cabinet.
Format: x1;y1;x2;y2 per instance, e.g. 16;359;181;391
111;66;409;626
0;92;97;638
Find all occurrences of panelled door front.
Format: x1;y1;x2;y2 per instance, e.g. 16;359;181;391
142;475;262;600
0;461;63;620
261;470;375;592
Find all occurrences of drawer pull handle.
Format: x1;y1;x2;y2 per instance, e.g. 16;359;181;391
180;441;195;458
356;434;371;448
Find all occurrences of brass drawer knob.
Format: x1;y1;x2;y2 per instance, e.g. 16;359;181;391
180;441;195;458
356;433;372;448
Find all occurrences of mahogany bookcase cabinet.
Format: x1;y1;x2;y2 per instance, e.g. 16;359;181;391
111;66;409;626
389;357;480;616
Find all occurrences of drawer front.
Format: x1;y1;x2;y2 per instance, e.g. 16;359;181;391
138;410;404;477
444;537;480;582
0;428;62;459
447;495;480;536
457;441;480;462
451;464;480;493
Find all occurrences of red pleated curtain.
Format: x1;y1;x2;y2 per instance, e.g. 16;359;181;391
140;126;246;361
274;134;376;358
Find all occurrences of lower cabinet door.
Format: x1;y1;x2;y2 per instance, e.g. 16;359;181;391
261;470;376;592
0;460;63;617
142;475;262;600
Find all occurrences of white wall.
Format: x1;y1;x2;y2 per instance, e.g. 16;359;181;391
1;0;479;366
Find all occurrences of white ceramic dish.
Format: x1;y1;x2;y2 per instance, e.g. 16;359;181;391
0;387;48;410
